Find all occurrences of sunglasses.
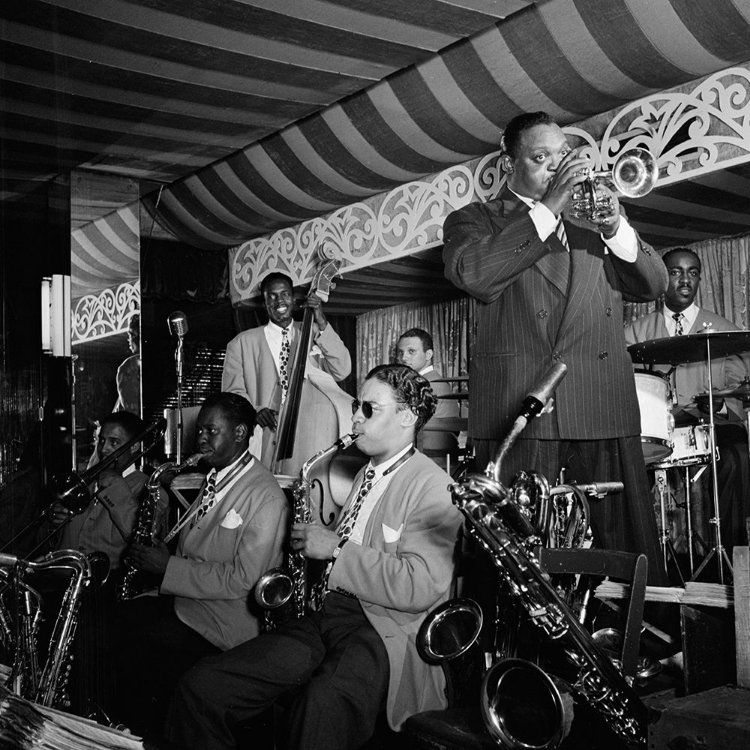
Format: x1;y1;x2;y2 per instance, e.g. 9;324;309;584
351;399;399;419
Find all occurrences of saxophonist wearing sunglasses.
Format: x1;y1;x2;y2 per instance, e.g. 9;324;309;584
165;364;462;750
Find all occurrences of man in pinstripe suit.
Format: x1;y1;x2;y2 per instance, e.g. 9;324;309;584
443;111;668;582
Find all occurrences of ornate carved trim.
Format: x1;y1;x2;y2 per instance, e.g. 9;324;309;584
72;281;140;344
229;65;750;306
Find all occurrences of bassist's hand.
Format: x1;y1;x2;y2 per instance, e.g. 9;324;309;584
256;408;278;430
301;293;328;331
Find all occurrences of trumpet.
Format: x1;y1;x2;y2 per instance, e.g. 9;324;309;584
570;147;657;222
50;417;167;514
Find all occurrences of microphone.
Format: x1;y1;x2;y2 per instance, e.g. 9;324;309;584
168;311;188;338
517;362;568;422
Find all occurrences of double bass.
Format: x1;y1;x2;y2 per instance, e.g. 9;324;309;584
268;255;363;526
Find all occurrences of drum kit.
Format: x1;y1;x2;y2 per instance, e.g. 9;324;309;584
629;330;750;584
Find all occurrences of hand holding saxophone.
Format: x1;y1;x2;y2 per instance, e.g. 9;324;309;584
290;522;339;560
127;539;170;575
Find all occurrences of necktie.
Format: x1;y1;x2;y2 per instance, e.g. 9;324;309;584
193;472;217;525
279;327;291;403
672;312;684;336
556;219;570;251
313;468;377;607
336;468;377;541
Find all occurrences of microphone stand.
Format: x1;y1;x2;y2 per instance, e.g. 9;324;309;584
174;332;185;464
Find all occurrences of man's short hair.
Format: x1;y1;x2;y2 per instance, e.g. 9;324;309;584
365;364;437;434
501;111;556;159
259;272;294;297
200;393;257;435
101;411;144;441
662;247;701;273
398;327;433;353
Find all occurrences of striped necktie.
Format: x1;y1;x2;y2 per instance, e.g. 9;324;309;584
556;219;570;251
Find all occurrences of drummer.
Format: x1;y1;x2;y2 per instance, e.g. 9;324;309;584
624;247;750;553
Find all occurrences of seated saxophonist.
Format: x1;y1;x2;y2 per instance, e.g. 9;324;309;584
165;365;462;750
113;392;288;737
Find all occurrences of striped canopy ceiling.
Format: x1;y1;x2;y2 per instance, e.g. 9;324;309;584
3;0;750;267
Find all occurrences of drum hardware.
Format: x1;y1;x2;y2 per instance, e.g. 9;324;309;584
629;332;750;584
653;469;685;586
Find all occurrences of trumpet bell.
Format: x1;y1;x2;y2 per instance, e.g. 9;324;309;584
612;147;657;199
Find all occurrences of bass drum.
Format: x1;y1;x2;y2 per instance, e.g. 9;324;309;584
634;372;674;465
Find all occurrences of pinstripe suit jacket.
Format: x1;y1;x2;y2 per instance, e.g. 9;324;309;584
443;189;668;441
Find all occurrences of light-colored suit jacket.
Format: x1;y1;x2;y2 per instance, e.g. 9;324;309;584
443;189;668;441
221;322;352;470
624;308;749;421
328;451;462;730
160;459;288;650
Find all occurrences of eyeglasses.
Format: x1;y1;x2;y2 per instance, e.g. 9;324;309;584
351;399;399;419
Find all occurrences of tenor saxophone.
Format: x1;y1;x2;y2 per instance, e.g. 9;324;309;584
0;550;92;708
254;433;356;624
117;453;201;602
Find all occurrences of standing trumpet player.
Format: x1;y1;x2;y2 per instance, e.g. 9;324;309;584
113;392;288;737
165;365;462;750
443;110;667;582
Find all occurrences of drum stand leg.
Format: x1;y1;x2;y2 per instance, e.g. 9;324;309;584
655;468;685;586
683;465;710;575
689;336;733;583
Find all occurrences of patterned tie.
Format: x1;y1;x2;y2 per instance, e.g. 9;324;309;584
279;327;291;404
555;219;570;251
312;468;377;607
193;472;217;525
336;468;377;541
672;312;684;336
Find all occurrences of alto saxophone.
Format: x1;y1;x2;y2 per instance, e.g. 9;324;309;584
117;453;202;602
255;433;356;625
0;550;92;708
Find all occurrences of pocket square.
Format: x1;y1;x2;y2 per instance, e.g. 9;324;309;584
382;523;403;543
221;509;243;529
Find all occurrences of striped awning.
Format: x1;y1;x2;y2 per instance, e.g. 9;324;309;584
145;0;750;249
3;0;750;260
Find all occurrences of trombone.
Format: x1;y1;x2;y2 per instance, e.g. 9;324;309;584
50;417;168;514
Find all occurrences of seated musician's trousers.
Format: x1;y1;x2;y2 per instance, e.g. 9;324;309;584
165;592;390;750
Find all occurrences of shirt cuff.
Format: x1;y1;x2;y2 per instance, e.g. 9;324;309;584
602;216;638;262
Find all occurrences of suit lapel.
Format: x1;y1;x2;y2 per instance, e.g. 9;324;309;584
495;190;571;295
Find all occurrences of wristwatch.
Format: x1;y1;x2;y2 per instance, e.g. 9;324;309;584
332;538;346;560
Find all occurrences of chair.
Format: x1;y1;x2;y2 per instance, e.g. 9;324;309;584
402;548;649;750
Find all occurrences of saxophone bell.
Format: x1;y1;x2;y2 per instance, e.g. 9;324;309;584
253;567;294;610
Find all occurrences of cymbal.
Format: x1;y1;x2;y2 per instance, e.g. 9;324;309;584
627;330;750;365
438;391;469;400
694;383;750;399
